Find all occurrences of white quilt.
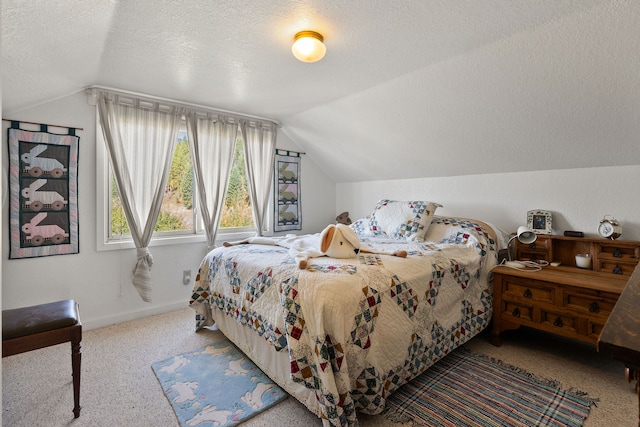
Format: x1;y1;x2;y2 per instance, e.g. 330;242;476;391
190;217;498;426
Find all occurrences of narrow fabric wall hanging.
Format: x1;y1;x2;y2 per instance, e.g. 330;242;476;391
274;149;302;232
7;122;80;258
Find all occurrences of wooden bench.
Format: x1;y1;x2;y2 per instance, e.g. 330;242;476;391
2;299;82;418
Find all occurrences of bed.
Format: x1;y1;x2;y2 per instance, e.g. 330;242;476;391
190;201;499;427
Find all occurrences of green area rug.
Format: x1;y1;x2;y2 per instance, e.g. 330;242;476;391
383;348;596;427
152;340;287;427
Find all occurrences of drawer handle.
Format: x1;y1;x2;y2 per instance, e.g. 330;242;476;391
553;317;563;327
589;302;600;313
613;248;622;258
512;308;521;318
528;243;536;249
613;264;623;275
523;289;532;298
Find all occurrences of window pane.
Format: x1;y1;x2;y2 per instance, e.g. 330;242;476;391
110;130;195;237
108;131;255;239
110;176;129;236
161;130;193;232
220;140;254;229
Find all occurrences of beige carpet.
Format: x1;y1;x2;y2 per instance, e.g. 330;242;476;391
2;307;637;426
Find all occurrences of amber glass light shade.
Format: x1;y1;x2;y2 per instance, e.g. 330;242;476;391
292;31;326;63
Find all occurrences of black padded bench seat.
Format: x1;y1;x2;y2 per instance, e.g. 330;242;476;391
2;299;82;418
3;299;79;340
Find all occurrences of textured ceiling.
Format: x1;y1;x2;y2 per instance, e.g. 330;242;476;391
3;0;639;182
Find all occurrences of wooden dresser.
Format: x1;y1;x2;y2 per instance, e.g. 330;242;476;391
491;234;640;347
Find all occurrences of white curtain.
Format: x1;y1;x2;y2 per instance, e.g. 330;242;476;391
186;112;238;250
240;120;277;236
97;91;184;302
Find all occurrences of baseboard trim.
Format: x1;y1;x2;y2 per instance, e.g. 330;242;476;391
82;301;189;330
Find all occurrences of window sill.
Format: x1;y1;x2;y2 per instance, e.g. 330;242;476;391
97;230;259;252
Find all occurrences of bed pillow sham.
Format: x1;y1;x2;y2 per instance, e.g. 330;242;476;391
351;199;442;241
350;215;379;237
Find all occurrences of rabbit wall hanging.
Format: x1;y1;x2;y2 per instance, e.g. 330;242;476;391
7;121;80;258
274;150;302;232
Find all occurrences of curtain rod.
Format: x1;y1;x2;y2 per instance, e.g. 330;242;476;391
86;85;281;128
2;118;84;131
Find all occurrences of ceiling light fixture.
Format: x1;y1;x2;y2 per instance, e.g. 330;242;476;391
292;31;326;63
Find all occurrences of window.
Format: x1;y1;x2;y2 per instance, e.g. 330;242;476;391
219;139;254;229
109;128;195;238
97;122;258;250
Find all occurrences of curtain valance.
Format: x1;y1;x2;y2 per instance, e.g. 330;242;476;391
86;86;279;129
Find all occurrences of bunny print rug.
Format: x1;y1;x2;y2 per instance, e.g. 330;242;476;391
152;339;287;427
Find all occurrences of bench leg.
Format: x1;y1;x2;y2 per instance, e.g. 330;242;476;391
71;338;81;418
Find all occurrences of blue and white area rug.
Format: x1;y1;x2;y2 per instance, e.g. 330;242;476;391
152;340;288;427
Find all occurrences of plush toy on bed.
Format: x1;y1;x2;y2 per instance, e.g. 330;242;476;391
297;223;407;269
223;223;407;270
335;211;352;225
322;223;360;257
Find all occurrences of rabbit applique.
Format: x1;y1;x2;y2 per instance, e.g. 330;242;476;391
21;212;69;245
21;144;67;178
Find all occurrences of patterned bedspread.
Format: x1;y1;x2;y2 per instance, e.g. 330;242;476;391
190;217;497;426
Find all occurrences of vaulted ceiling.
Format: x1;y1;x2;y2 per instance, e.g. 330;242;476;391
3;0;639;182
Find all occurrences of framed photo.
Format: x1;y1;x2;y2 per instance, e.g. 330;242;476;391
527;210;552;234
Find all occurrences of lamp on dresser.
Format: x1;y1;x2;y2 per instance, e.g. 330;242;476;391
507;226;537;260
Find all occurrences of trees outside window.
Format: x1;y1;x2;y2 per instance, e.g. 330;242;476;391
109;128;253;239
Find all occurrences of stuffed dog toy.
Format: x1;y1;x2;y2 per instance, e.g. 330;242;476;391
321;223;360;258
224;223;407;270
287;223;361;269
298;223;407;269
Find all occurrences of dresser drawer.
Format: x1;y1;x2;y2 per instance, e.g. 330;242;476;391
501;278;554;304
517;250;549;263
515;237;552;262
502;301;534;322
596;260;637;276
562;289;618;317
540;309;577;333
586;318;605;340
525;238;552;251
597;243;640;262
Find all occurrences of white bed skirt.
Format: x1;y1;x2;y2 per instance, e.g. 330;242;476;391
211;306;323;418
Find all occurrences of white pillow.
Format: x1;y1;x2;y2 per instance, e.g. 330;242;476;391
369;199;442;241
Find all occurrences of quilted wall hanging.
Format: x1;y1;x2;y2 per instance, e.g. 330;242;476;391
8;122;80;259
274;150;302;232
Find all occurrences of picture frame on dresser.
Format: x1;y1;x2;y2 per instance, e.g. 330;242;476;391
527;209;552;234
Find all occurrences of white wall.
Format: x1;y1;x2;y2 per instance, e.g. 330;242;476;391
337;166;640;242
1;92;336;329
